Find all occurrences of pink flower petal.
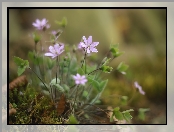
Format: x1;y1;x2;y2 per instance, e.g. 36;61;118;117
59;44;64;51
54;44;60;50
49;46;56;54
76;80;80;84
78;36;99;54
73;73;87;85
45;53;54;57
82;36;87;44
90;47;98;52
81;75;86;79
32;23;38;27
77;74;81;78
36;19;40;24
93;42;99;47
87;36;92;44
80;42;87;48
41;18;47;25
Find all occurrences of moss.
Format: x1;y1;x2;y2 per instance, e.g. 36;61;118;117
9;85;67;124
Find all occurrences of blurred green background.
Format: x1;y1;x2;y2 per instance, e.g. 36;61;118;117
9;9;166;124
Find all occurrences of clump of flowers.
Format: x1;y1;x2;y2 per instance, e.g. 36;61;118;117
12;17;146;124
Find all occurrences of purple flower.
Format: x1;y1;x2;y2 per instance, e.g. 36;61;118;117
51;30;57;36
134;81;145;95
73;73;87;85
78;42;83;50
51;30;63;37
45;43;64;58
79;36;99;54
32;18;50;31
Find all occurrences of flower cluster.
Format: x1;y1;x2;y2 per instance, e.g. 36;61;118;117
44;34;99;86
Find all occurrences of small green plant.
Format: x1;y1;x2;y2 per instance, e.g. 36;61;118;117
10;17;147;124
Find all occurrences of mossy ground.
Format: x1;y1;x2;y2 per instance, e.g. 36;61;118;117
9;85;65;124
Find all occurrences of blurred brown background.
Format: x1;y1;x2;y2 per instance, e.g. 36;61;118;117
9;9;166;124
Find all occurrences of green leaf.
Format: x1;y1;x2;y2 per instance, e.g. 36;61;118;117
138;108;150;121
102;58;111;66
122;109;134;113
45;57;56;69
113;107;120;111
55;17;67;28
115;51;124;58
69;56;78;74
17;67;25;77
110;43;119;49
100;57;107;65
99;79;108;92
51;84;65;93
62;84;70;93
77;67;85;75
13;56;29;76
113;107;124;120
100;65;113;73
68;114;79;124
110;48;124;58
14;56;24;66
82;90;88;98
87;76;100;92
122;109;134;122
42;90;50;96
109;44;125;58
39;82;49;91
123;112;133;122
93;99;101;104
86;64;97;74
120;96;128;105
117;62;129;74
50;78;60;84
28;51;43;65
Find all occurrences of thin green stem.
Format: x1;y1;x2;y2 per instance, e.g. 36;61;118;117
56;56;58;84
39;34;47;82
72;85;79;108
88;68;100;75
70;84;76;89
58;56;61;85
29;67;49;92
55;56;59;103
69;84;77;98
81;49;87;74
85;56;87;74
35;43;37;53
61;60;65;84
50;86;54;103
66;59;71;85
